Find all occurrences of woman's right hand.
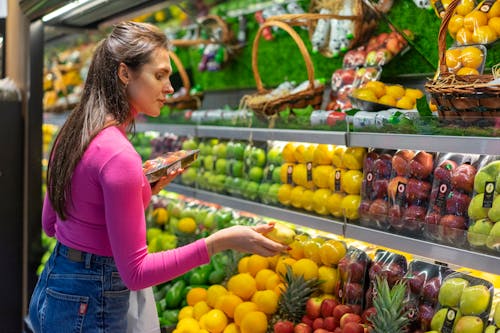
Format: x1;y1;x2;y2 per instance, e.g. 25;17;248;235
205;224;288;257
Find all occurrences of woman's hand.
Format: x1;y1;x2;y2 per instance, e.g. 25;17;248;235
151;168;184;195
205;224;289;257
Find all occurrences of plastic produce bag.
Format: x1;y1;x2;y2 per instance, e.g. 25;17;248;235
127;287;161;333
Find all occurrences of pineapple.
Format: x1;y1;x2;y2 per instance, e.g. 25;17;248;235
268;265;321;331
371;276;409;333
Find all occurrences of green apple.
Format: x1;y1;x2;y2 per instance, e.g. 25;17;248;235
233;142;245;160
245;181;260;200
459;285;490;315
488;195;500;222
215;159;227;175
213;174;226;192
486;221;500;250
439;277;469;307
467;218;494;247
248;166;264;182
258;182;271;203
474;161;500;193
267;147;283;165
146;227;162;243
268;183;281;204
181;167;197;185
454;316;484;333
212;143;227;159
203;156;215;172
494;301;500;328
250;148;267;167
230;160;244;178
485;325;497;333
431;308;462;332
468;193;491;220
226;141;235;159
271;165;281;183
181;138;198;150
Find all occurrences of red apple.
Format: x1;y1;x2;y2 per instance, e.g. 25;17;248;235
388;176;408;201
361;307;376;325
418;304;435;331
368;198;388;218
373;158;392;178
408;151;434;179
402;205;427;231
424;210;441;225
348;261;366;284
344;282;364;301
433;160;457;183
338;257;350;281
406;179;432;203
312;318;324;330
312;329;329;333
439;214;467;243
323;316;338;331
407;271;426;294
342;322;365;333
365;286;374;308
372;179;388;199
294;323;313;333
422;277;441;304
333;328;342;333
340;313;362;328
388;205;404;230
274;320;295;333
445;190;471;216
392;150;414;176
451;164;477;193
302;315;314;327
333;304;353;321
320;298;339;318
364;151;379;171
358;200;372;219
306;297;323;319
368;262;383;281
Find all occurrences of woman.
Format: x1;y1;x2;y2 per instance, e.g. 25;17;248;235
28;21;287;332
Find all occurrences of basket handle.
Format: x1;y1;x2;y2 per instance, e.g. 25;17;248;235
437;0;461;74
168;50;191;94
252;20;315;93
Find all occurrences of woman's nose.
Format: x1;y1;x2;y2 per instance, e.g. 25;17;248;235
163;80;174;95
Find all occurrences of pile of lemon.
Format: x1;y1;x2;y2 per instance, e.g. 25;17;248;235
448;0;500;45
352;81;424;110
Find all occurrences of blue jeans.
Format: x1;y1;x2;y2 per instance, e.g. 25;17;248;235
28;242;130;333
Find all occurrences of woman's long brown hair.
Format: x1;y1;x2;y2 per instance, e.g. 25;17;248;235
47;22;169;220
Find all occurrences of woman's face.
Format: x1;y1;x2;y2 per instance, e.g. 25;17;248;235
127;47;174;117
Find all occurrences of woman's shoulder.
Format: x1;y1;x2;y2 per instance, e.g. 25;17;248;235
85;126;139;165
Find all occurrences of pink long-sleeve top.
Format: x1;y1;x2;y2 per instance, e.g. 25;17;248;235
42;126;209;290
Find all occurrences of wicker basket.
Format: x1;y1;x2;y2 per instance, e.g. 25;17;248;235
165;50;203;110
425;0;500;122
242;20;324;118
308;0;379;57
171;15;233;47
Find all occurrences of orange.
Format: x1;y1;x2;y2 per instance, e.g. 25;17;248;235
456;27;474;44
364;81;386;98
455;0;475;16
457;67;480;75
460;46;484;68
292;258;319;280
488;17;500;35
251;290;279;314
206;285;228;308
186;287;208;306
215;293;243;318
448;15;464;35
396;96;416;110
246;254;269;277
318;265;340;294
255;269;276;290
445;48;462;70
378;94;397;107
464;11;488;31
234;302;258;326
385;85;406;100
319;240;347;266
240;311;267;333
237;256;249;274
227;273;257;300
202;309;228;333
472;25;498;43
488;0;500;18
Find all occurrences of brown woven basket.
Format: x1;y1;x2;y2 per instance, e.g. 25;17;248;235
171;15;232;47
165;50;203;110
308;0;379;57
243;20;324;118
425;0;500;121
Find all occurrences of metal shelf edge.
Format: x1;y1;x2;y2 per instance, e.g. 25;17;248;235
168;183;500;275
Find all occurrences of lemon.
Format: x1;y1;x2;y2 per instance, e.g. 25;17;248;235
215;293;243;318
292;258;319;280
341;170;363;195
234;302;259;326
385;85;406;100
378;95;397;107
246;254;269;277
223;323;240;333
265;273;281;290
326;192;345;218
448;15;464;35
275;256;297;278
178;306;194;320
192;301;211;320
488;17;500;35
464;11;488;31
203;309;228;333
178;217;196;233
318;265;340;294
313;144;334;165
251;290;279;314
457;67;480;75
206;285;228;308
313;165;334;189
332;146;346;168
240;311;267;333
456;27;474;44
313;188;332;216
301;189;315;212
302;240;322;264
365;81;386;98
396;96;415;110
186;287;208;306
319;240;346;266
287;239;305;260
280;163;295;184
472;25;497;44
237;256;249;274
277;184;293;206
405;88;424;102
227;273;257;300
281;143;296;163
341;194;361;220
353;87;378;103
292;164;308;187
290;186;306;209
151;208;168;225
255;269;276;290
293;144;307;163
176;317;200;333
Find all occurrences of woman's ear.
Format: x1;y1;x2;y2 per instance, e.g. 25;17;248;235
118;62;130;86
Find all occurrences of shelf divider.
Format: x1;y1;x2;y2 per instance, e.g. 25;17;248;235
168;183;500;275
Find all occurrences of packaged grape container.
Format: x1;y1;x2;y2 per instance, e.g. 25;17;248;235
387;150;436;236
403;260;452;332
338;247;371;313
466;155;500;254
365;250;408;308
359;149;396;230
424;153;481;247
432;271;494;332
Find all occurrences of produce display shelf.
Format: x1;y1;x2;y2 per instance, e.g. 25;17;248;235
349;132;500;155
135;123;196;136
168;183;500;275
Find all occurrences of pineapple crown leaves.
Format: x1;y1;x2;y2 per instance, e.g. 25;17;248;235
371;276;410;333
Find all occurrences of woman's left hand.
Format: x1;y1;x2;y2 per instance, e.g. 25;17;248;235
151;168;184;195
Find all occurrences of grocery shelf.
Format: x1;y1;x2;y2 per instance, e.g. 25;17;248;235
135;123;196;136
349;132;500;155
167;183;346;236
168;183;500;275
